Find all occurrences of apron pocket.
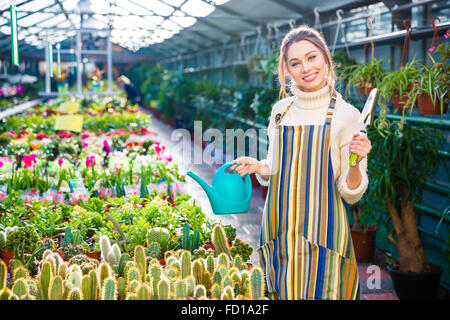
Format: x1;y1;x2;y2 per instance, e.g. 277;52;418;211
257;237;279;295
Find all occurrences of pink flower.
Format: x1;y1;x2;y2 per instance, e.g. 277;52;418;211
444;29;449;39
86;155;96;168
428;47;435;53
103;140;110;155
6;131;16;138
433;63;438;67
58;158;64;167
22;154;37;169
82;133;90;139
82;141;88;148
0;160;3;168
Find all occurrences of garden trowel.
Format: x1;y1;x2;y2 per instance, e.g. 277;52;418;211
349;88;378;167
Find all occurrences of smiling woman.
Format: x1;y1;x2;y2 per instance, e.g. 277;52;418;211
231;26;372;300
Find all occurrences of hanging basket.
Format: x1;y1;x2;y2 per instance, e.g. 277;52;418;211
418;94;448;115
358;86;375;95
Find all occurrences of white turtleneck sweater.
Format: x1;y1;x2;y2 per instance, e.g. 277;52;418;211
255;84;369;205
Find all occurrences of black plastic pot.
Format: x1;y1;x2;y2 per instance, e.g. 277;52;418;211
387;264;443;300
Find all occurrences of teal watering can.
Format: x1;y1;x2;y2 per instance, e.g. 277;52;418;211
186;163;252;215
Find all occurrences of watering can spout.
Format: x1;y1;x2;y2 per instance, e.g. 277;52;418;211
186;171;216;201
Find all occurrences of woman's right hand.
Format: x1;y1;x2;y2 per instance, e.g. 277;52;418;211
229;157;260;177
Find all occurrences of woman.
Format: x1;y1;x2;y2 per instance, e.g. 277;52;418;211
230;26;371;300
117;75;139;105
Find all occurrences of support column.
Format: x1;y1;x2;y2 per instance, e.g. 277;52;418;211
76;30;82;93
107;30;112;93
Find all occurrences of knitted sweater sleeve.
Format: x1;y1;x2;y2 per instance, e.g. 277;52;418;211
335;101;369;205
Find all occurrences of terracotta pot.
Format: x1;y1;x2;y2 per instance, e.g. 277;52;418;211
387;263;443;300
392;94;409;109
1;249;14;272
159;258;166;266
246;262;253;270
350;224;378;263
86;251;101;261
56;249;65;261
418;94;448;115
203;242;215;251
358;86;374;95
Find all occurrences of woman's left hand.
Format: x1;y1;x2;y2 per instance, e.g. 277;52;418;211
349;132;372;165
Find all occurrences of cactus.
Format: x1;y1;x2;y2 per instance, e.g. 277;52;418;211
49;275;64;300
68;254;90;266
250;266;264;300
118;277;126;299
82;270;99;300
166;267;179;279
81;275;90;300
181;223;200;252
9;293;19;300
192;259;204;286
147;227;169;245
99;235;111;261
98;262;112;288
0;260;7;290
175;279;186;299
101;277;117;300
148;242;161;259
203;271;212;291
229;267;239;277
63;280;73;299
212;284;221;299
12;278;28;297
39;261;52;300
180;250;191;279
194;284;206;298
0;287;12;300
0;231;6;250
134;245;147;282
217;266;227;279
13;266;29;281
62;227;74;247
126;293;137;300
126;266;141;285
117;253;130;277
185;276;195;297
68;287;82;300
234;254;244;270
130;279;142;294
68;271;82;288
111;244;121;262
81;262;96;275
211;224;230;257
230;238;253;262
222;276;233;289
217;252;229;269
20;293;34;300
157;278;170;300
58;262;69;279
62;244;86;260
233;281;241;296
221;285;234;300
10;259;24;276
136;283;152;300
206;255;215;274
212;270;222;286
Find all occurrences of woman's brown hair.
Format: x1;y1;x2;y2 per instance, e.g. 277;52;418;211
277;26;336;99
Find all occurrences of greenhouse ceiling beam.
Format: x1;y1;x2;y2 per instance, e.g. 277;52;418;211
0;1;57;28
212;5;261;27
267;0;309;15
0;0;37;14
55;0;76;29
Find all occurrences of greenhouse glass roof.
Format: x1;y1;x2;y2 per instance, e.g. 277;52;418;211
0;0;231;52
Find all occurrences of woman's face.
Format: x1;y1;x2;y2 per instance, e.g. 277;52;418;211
285;40;328;92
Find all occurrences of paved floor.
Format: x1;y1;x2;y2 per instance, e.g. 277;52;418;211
147;113;400;300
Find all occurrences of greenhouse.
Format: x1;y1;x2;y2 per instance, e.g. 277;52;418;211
0;0;448;305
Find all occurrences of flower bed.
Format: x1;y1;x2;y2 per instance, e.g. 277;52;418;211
0;95;263;300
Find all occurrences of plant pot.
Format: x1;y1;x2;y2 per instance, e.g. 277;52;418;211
350;225;378;263
392;94;409;109
158;258;166;266
203;242;215;251
86;251;101;261
1;249;14;272
359;86;374;95
56;249;65;261
246;262;253;270
387;264;443;300
417;94;448;115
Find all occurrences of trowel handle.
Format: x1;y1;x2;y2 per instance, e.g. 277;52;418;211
349;129;367;167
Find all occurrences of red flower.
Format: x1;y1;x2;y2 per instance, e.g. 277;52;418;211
58;158;64;167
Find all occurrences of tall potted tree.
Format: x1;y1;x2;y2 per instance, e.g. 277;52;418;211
365;115;445;299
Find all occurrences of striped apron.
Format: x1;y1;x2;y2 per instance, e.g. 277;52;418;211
257;93;360;300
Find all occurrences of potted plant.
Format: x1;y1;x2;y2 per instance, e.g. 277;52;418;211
408;43;449;115
349;201;378;263
377;60;421;110
365;115;445;299
342;57;386;97
1;225;40;271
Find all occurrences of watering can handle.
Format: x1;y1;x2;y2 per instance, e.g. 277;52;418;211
218;163;252;199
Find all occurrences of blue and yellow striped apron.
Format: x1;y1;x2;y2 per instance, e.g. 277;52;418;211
257;93;360;300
